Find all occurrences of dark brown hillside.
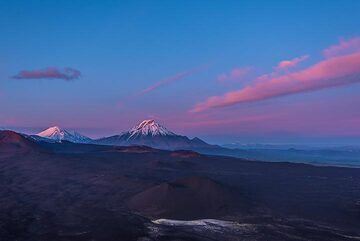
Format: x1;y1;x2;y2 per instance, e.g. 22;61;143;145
0;130;40;153
127;176;245;219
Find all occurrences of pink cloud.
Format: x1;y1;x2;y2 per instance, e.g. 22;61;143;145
276;55;309;70
139;65;208;96
191;51;360;112
12;67;81;81
162;94;360;136
217;67;252;83
323;36;360;58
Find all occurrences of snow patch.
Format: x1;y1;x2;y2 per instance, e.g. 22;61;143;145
152;219;239;227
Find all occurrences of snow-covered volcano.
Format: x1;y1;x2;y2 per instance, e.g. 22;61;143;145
36;126;92;143
128;119;175;138
94;119;213;150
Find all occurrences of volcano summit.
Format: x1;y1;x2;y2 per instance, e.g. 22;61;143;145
94;119;213;150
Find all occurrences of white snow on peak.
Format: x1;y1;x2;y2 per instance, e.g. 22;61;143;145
128;119;176;138
36;126;91;143
37;126;62;138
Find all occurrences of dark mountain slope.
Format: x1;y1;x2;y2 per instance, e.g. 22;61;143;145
0;130;42;153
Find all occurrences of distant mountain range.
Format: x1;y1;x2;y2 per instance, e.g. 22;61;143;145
4;120;358;167
30;120;216;151
222;143;320;150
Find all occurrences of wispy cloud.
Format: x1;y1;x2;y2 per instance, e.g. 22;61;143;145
191;50;360;113
217;66;252;83
12;67;81;81
323;36;360;58
138;64;209;96
276;55;309;70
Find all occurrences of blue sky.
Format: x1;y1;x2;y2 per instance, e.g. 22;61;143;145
1;0;360;145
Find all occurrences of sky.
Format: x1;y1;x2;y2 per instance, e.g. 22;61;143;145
1;0;360;145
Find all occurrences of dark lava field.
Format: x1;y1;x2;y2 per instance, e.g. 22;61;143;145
1;130;360;241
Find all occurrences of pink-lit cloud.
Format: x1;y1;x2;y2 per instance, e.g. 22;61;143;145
276;55;309;70
323;36;360;58
139;65;208;96
217;67;252;83
160;94;360;137
191;51;360;112
12;67;81;81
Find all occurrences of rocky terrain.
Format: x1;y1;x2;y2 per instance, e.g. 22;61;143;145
1;130;360;241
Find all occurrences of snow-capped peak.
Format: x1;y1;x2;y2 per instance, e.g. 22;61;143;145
37;126;62;138
128;119;176;138
36;126;92;143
